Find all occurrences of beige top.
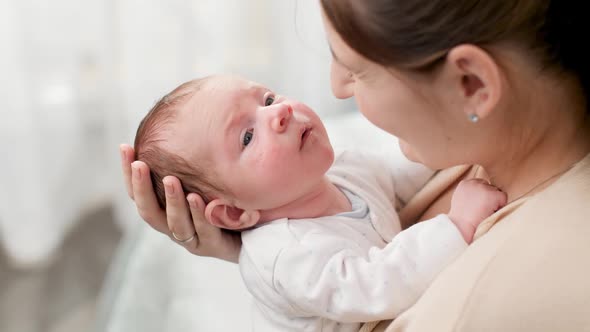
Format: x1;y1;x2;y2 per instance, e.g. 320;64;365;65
366;152;590;332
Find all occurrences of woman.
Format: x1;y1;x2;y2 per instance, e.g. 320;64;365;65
120;1;590;331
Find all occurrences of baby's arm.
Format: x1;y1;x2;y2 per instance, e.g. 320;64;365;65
267;180;506;323
269;216;468;323
334;149;435;210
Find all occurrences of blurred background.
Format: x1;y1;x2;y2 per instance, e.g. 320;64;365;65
0;0;356;331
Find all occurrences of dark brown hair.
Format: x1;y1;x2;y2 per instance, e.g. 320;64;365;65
321;0;589;113
134;78;226;208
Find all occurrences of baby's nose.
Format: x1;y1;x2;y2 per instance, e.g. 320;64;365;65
270;104;292;133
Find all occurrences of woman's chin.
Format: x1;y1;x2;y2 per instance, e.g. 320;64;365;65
399;139;421;163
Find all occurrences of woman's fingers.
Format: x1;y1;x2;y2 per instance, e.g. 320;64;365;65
182;193;206;251
186;193;214;248
122;145;173;236
120;144;135;200
124;151;241;262
131;161;168;234
186;193;206;231
163;176;197;243
187;193;241;263
184;193;207;252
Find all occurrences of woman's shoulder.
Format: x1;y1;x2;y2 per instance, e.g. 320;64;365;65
372;155;590;332
525;151;590;215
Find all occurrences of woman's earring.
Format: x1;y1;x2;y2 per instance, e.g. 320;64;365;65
468;114;479;123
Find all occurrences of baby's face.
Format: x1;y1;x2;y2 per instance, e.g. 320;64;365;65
166;76;334;211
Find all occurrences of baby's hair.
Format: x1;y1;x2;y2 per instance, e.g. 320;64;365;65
134;77;227;208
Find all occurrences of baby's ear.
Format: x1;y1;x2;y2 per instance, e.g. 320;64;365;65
204;199;260;230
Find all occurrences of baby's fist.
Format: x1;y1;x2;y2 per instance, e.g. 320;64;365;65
448;179;507;243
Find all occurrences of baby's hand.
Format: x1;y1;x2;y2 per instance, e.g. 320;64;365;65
448;179;507;244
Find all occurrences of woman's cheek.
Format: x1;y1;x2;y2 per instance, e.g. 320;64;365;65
356;88;397;133
355;94;382;128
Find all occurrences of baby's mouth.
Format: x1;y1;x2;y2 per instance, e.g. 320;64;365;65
300;127;312;150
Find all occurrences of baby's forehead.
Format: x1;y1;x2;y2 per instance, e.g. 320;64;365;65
173;75;269;126
166;75;260;136
205;75;264;97
186;76;264;118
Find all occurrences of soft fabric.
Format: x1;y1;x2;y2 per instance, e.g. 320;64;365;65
367;152;590;332
240;151;467;331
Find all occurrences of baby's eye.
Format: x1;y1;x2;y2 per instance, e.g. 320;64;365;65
264;95;275;106
242;129;254;147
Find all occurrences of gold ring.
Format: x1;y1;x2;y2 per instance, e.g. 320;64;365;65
172;231;196;244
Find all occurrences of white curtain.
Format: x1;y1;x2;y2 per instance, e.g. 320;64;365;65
0;0;354;266
0;0;116;265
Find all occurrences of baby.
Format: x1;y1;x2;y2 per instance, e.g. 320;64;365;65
134;75;506;332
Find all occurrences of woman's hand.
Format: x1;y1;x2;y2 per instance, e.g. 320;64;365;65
119;144;242;263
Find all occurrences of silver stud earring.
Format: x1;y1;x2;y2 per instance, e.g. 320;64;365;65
468;114;479;123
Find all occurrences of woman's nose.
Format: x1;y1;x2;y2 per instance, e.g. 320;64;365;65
268;103;292;133
330;61;354;99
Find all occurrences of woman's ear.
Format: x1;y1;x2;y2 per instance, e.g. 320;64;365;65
204;199;261;230
444;44;503;121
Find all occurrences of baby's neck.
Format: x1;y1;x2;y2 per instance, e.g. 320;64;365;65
258;177;352;223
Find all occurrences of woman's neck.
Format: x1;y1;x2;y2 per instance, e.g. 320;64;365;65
484;91;590;203
258;177;352;223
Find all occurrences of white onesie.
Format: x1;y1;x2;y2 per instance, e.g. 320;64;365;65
239;151;467;331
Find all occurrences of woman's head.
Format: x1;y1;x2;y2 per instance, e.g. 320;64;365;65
321;0;589;169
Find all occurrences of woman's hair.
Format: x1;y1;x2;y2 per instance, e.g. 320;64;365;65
134;78;226;208
321;0;589;113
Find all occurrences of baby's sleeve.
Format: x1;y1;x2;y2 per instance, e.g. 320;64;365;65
335;148;435;211
239;228;303;317
271;215;467;322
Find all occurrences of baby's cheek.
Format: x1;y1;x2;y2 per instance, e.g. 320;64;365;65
250;149;289;179
254;144;289;168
